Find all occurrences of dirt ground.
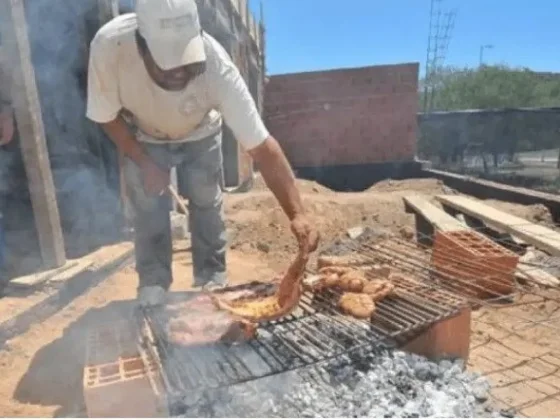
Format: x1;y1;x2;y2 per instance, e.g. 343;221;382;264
0;177;558;417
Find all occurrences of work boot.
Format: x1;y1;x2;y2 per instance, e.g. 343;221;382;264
137;285;166;307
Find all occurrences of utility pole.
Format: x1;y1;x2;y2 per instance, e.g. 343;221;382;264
479;44;494;66
423;0;457;113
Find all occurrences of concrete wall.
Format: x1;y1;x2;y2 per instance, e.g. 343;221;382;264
196;0;264;187
264;63;420;168
418;108;560;161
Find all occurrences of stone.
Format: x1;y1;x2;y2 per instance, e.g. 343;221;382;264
256;242;270;253
170;212;188;240
347;226;365;240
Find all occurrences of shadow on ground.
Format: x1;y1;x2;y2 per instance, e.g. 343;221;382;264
13;300;137;417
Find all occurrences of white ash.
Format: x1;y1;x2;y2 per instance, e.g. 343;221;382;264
176;349;502;418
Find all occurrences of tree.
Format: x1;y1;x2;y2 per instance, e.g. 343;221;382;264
418;65;560;163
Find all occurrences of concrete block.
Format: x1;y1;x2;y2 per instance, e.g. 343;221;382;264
83;355;167;418
84;323;168;417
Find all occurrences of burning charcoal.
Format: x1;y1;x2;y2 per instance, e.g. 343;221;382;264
471;377;491;403
413;362;431;381
174;346;500;418
438;359;454;372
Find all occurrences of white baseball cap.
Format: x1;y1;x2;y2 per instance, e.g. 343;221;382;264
136;0;206;71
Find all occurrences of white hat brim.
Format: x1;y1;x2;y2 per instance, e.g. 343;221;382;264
148;34;206;71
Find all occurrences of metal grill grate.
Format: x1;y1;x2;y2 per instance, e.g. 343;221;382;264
138;266;467;406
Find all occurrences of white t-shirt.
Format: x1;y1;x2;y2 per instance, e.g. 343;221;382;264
86;13;269;150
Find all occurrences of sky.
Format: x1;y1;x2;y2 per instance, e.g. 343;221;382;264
249;0;560;76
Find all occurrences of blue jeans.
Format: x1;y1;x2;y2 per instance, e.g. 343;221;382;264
124;133;227;290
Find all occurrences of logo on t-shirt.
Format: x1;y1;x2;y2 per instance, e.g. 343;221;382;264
180;95;203;115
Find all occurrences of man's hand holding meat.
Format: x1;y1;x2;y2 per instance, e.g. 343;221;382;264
86;0;318;307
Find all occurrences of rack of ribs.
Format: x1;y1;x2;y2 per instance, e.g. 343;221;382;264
210;248;310;323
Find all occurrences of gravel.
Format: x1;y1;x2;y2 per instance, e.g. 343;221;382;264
176;348;504;418
321;226;391;256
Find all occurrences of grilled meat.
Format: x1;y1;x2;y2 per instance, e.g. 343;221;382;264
338;292;376;319
318;265;353;276
338;271;367;292
165;296;258;346
211;248;309;322
363;279;395;301
317;255;369;269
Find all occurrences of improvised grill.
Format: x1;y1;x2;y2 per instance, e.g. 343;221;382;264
137;238;468;411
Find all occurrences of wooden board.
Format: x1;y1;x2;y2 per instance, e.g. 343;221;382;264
2;0;66;269
403;196;468;232
437;195;560;257
10;259;94;287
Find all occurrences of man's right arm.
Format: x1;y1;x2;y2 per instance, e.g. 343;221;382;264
86;32;168;194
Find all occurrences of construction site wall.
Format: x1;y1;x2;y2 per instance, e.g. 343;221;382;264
264;63;420;168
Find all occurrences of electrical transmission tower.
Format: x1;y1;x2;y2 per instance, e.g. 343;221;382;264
423;0;457;113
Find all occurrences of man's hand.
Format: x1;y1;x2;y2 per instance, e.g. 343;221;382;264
100;118;170;195
0;109;15;146
290;213;319;253
140;159;170;196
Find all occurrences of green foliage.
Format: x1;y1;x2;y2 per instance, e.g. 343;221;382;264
418;65;560;165
420;65;560;111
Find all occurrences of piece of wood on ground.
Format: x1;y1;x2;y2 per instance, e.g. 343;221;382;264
455;213;527;249
403;196;468;232
1;0;66;269
515;249;560;287
515;262;560;287
437;195;560;257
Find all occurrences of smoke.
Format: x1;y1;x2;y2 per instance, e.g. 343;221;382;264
1;0;123;262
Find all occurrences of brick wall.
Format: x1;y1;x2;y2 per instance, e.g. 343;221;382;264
264;63;420;168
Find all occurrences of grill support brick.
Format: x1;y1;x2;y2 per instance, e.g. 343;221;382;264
83;323;168;418
402;307;472;362
431;230;520;299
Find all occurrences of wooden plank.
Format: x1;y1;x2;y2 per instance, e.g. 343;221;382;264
516;262;560;287
403;196;468;232
10;259;94;287
427;168;560;205
515;249;560;287
437;195;560;257
2;0;66;269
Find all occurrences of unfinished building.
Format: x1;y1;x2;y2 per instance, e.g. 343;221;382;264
0;0;264;276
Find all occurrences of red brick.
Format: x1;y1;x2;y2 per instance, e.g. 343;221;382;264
431;230;519;299
402;307;471;361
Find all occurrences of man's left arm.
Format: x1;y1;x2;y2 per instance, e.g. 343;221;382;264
213;63;319;252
